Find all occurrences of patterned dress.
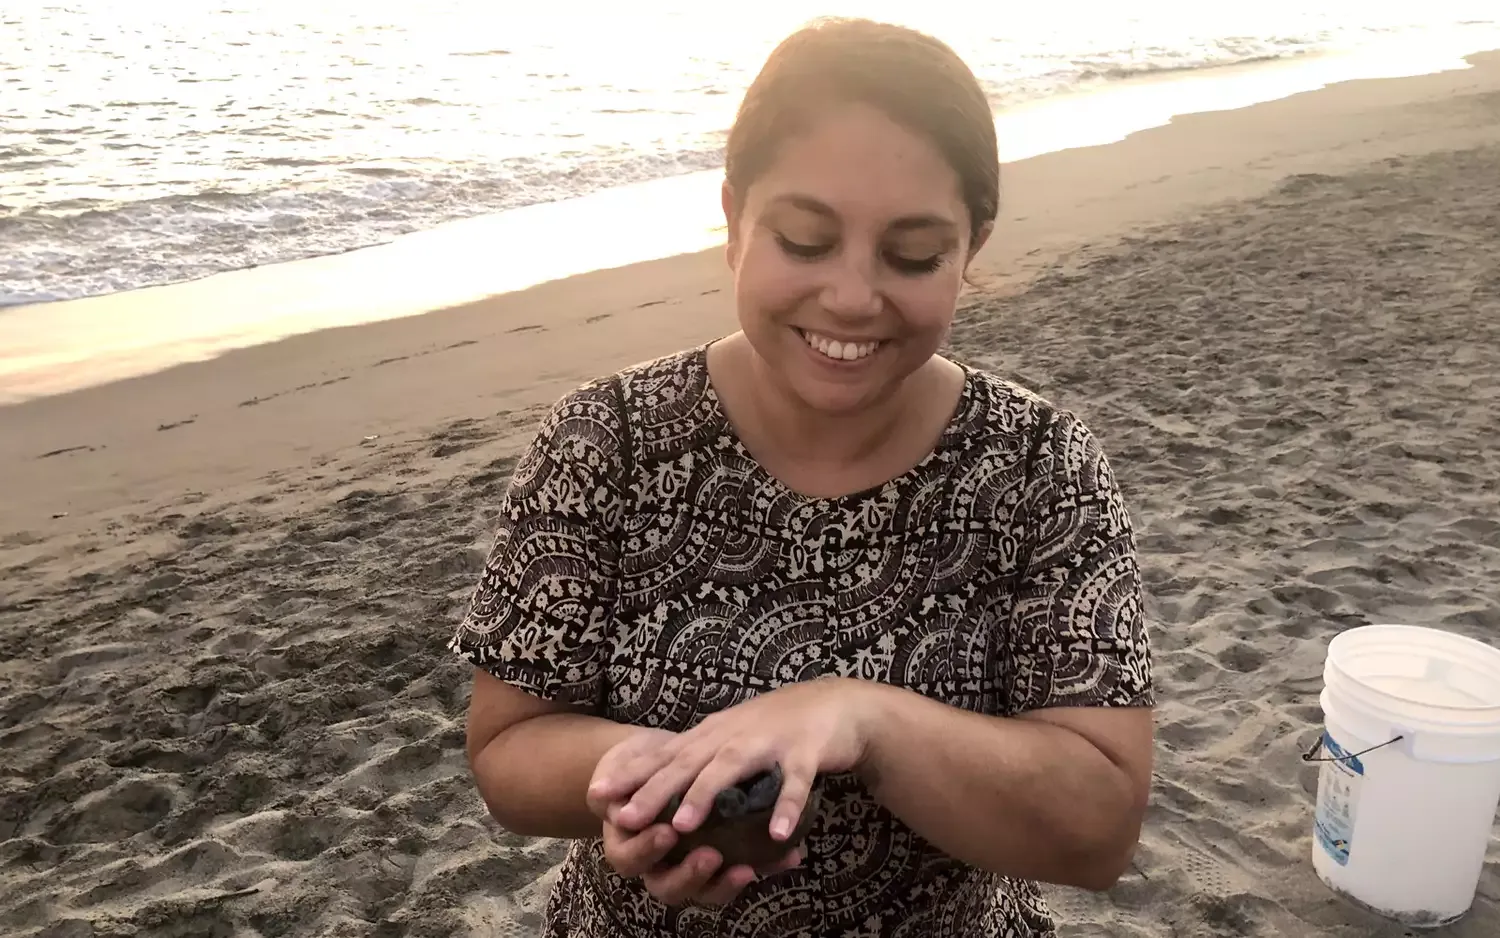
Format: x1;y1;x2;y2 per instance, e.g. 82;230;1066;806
449;344;1153;938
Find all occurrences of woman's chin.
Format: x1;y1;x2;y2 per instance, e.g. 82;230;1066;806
784;368;897;416
741;329;919;416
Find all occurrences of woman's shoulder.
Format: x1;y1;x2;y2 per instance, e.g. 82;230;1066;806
549;345;707;412
956;365;1117;491
953;365;1057;453
534;344;714;472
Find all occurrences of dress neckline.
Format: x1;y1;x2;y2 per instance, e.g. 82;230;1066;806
691;341;975;507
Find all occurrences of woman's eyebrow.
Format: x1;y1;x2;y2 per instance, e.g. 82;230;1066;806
888;213;957;233
766;193;837;218
766;193;957;232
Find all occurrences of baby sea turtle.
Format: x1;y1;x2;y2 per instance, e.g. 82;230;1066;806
653;763;817;868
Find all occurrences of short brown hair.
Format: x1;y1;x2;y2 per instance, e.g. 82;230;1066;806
725;17;1000;238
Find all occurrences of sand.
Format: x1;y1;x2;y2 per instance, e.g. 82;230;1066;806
3;53;1500;938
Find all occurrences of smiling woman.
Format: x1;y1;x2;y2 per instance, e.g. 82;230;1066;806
449;16;1154;938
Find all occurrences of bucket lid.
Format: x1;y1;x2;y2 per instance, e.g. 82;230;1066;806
1327;625;1500;731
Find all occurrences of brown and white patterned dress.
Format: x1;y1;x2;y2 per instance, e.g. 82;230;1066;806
449;344;1153;938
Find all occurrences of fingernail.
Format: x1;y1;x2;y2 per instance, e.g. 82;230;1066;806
655;829;674;849
770;818;790;839
672;806;698;830
589;779;609;795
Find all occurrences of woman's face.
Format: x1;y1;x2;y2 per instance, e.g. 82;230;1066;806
724;101;988;416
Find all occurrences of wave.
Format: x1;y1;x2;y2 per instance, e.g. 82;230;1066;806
3;23;1494;308
0;147;729;306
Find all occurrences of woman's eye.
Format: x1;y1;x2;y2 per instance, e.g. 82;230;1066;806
885;252;945;275
773;233;945;274
775;234;831;259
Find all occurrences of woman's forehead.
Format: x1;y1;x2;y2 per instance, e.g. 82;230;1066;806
746;105;967;225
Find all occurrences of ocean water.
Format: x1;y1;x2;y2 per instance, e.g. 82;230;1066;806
2;1;1499;308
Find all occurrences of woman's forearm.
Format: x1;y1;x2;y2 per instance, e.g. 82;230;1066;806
855;682;1145;890
473;712;636;840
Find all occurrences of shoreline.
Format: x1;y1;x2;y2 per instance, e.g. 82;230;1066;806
3;50;1500;535
3;36;1497;406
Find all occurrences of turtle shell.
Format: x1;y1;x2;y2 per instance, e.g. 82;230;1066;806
653;763;818;868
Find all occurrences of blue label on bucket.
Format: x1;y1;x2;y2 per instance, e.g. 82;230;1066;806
1314;731;1364;867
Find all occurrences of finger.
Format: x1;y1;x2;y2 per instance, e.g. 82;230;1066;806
585;783;621;822
695;863;758;906
642;846;723;906
590;740;680;810
616;745;717;831
605;800;662;835
591;757;667;828
602;821;675;878
768;755;816;842
669;747;774;833
602;821;678;879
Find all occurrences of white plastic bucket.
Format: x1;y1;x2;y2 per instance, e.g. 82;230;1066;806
1310;624;1500;929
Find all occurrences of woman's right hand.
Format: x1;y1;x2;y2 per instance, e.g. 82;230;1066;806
586;727;683;874
587;728;798;906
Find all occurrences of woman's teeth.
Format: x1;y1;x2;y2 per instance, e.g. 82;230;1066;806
799;329;881;362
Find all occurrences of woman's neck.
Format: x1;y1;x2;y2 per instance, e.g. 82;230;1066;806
707;333;964;497
751;359;919;464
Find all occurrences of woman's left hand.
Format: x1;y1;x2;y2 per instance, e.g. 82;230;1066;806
589;677;875;845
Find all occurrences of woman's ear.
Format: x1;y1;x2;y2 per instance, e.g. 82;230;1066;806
968;220;995;262
960;220;995;288
722;179;741;271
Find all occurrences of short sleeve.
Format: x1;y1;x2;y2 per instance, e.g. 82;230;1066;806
448;380;628;708
1002;408;1154;713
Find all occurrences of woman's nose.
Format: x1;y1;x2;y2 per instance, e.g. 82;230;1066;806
818;254;882;320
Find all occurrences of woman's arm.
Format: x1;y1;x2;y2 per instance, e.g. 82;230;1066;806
855;683;1153;890
449;381;637;838
466;671;637;839
850;405;1154;890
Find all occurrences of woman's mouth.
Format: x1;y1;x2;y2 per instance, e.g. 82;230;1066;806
796;328;883;363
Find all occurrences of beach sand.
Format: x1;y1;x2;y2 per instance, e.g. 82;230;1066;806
3;53;1500;938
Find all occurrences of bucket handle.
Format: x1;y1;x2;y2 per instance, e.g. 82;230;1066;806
1301;733;1405;764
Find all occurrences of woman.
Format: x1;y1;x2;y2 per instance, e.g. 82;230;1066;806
451;16;1154;938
